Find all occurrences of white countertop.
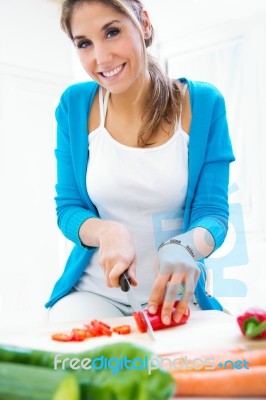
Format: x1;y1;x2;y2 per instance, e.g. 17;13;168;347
1;310;266;399
1;310;265;354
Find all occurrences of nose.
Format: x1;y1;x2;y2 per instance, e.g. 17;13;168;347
93;43;113;65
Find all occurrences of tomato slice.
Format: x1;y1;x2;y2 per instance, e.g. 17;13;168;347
84;323;103;337
91;320;113;336
51;332;74;342
71;328;87;341
113;325;131;335
91;319;111;330
133;311;148;333
85;331;94;338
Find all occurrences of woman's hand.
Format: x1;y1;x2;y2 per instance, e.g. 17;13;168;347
148;243;200;325
98;221;137;288
79;218;137;288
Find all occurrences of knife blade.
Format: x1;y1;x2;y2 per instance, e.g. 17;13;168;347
119;271;156;341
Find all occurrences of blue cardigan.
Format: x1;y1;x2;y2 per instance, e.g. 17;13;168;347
45;78;235;309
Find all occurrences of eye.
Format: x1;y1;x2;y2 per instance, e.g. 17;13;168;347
76;40;92;49
106;28;121;39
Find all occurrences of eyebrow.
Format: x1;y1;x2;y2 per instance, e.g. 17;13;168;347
102;19;120;31
73;19;121;41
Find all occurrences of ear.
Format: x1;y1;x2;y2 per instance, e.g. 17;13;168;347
140;9;152;40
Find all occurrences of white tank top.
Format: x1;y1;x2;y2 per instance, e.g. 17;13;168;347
75;86;189;305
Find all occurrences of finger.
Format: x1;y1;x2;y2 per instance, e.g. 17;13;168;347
127;258;138;286
161;288;180;325
181;265;200;303
109;261;129;287
161;273;184;325
164;282;182;303
148;274;170;314
172;268;199;322
104;266;112;288
163;272;184;303
180;280;194;303
173;299;190;323
98;255;112;287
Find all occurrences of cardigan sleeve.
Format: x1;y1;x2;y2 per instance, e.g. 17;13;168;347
188;91;235;250
54;87;99;247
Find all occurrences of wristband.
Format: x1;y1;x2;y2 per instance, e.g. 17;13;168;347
158;238;195;259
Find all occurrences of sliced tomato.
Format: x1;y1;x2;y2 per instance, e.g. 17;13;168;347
71;328;87;341
84;328;95;338
91;319;111;330
133;311;148;333
84;323;103;337
51;332;74;342
91;320;112;336
113;325;131;335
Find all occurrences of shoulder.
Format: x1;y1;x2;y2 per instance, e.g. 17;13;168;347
56;81;98;122
59;81;98;104
180;78;225;105
179;78;227;120
180;78;222;96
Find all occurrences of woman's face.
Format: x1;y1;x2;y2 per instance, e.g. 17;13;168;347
71;1;146;95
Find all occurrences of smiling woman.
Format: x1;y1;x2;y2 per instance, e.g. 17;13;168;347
60;0;182;147
70;4;146;97
46;0;235;325
0;0;265;339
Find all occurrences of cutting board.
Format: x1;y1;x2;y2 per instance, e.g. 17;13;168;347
1;311;266;355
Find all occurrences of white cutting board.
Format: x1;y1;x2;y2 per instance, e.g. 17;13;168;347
0;311;266;355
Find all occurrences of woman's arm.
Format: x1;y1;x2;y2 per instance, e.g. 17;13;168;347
79;218;138;287
148;89;235;323
54;89;99;246
55;86;137;287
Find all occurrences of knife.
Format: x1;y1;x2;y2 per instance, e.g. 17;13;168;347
119;271;156;341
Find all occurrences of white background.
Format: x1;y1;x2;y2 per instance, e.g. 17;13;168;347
0;0;266;330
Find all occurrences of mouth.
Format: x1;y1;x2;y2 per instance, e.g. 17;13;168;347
99;63;126;78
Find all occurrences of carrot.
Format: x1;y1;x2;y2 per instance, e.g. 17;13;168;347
159;348;266;372
172;366;266;397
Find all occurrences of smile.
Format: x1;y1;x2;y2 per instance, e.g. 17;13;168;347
101;63;125;78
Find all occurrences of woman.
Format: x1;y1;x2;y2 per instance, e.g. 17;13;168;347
46;0;235;324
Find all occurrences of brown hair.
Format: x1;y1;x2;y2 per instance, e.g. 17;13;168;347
61;0;182;146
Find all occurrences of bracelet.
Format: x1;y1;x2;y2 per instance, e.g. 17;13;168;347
158;239;195;259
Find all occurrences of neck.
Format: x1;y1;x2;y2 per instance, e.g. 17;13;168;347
109;72;151;117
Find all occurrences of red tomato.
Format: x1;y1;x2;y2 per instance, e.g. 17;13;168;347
91;320;112;336
71;328;87;341
84;324;103;337
144;301;190;331
133;311;148;333
84;329;94;338
113;325;131;335
51;332;74;342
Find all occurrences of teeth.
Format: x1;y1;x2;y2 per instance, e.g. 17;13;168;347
102;64;123;77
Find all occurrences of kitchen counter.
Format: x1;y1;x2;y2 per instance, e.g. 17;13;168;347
1;310;265;354
1;310;266;399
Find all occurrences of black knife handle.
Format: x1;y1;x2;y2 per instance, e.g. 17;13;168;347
119;271;131;292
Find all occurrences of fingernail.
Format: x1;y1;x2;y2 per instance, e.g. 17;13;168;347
163;315;170;325
174;313;182;323
185;308;189;316
148;306;156;314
